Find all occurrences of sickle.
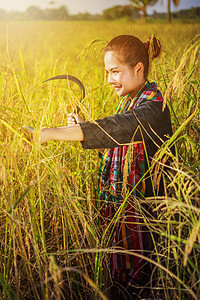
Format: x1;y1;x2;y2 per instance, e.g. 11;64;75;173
43;74;85;114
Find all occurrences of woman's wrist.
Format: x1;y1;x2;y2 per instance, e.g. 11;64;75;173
40;128;49;144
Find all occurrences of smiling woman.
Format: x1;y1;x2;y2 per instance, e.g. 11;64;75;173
104;35;161;98
104;51;145;98
24;34;174;299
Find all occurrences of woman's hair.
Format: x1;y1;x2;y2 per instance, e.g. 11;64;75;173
105;35;161;79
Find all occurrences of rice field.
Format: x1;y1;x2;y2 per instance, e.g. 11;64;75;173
0;20;199;299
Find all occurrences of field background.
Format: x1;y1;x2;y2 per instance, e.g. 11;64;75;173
0;21;199;299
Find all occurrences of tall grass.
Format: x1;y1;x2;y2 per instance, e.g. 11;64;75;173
0;21;199;299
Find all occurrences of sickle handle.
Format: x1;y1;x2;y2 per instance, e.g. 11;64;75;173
43;74;85;113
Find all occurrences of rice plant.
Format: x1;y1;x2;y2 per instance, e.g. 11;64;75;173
0;21;199;299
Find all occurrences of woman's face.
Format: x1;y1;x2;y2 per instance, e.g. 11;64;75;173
104;51;145;98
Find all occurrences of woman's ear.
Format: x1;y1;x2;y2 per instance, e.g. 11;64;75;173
135;62;144;75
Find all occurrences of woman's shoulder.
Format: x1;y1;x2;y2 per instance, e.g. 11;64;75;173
132;99;170;115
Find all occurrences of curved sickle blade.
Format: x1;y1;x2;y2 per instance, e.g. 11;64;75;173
43;74;85;113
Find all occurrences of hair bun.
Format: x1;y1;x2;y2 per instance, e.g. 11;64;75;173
144;36;161;59
143;37;151;50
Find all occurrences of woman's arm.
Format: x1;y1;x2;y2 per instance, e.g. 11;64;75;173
25;124;84;144
80;102;172;149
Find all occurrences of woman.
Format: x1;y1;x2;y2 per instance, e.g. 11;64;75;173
26;35;173;299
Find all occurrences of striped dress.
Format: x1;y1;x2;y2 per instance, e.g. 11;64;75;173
98;81;163;285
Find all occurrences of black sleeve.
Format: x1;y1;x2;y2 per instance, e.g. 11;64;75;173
80;101;173;150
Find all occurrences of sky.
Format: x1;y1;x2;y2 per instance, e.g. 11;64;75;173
0;0;199;15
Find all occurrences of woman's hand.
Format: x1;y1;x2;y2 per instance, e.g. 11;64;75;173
22;126;46;146
67;113;84;125
24;126;34;136
22;126;35;151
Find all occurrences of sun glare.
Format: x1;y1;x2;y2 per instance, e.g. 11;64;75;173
0;0;50;11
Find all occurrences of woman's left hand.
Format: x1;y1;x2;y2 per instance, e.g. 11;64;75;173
67;113;84;125
22;126;34;151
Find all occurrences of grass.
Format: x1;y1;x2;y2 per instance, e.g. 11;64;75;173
0;21;199;299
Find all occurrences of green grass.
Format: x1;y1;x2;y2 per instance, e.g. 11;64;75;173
0;21;199;299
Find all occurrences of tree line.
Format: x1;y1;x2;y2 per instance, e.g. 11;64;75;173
0;5;69;21
0;3;199;22
0;5;102;21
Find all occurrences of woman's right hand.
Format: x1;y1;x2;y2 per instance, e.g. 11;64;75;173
67;113;84;125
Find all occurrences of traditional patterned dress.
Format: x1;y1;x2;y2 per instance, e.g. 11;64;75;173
80;81;173;297
98;81;163;284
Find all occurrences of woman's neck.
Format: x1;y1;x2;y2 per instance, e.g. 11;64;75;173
129;80;146;99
